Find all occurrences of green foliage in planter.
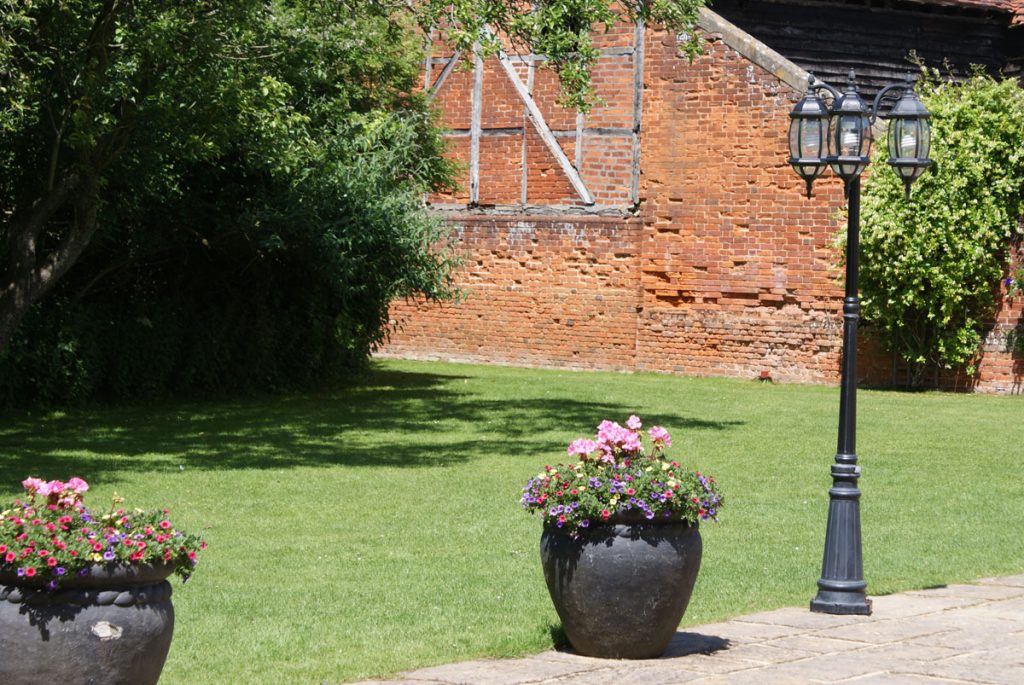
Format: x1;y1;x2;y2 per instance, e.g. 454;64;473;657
859;70;1024;385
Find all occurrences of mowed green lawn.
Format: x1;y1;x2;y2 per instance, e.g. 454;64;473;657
1;359;1021;683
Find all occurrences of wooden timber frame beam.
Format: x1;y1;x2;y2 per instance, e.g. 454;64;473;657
630;18;645;206
483;27;595;206
425;49;463;101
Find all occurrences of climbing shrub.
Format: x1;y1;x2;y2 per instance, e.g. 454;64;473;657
859;70;1024;384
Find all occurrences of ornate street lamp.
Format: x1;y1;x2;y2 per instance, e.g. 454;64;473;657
787;69;932;615
788;88;829;197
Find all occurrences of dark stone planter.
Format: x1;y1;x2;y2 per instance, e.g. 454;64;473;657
540;514;702;659
0;563;175;685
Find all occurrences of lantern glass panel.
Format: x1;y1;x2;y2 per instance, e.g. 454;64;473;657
789;117;825;161
919;118;931;160
835;114;865;157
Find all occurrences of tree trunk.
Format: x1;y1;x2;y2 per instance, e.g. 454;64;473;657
0;171;100;350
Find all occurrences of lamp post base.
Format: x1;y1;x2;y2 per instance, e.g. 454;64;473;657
810;590;872;615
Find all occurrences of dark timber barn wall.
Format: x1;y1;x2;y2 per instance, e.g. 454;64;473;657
381;1;1024;393
711;0;1024;97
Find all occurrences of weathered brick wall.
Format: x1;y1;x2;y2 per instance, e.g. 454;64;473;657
382;22;1024;393
382;216;643;370
633;31;848;383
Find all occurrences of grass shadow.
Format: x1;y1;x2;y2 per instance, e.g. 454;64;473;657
0;364;746;486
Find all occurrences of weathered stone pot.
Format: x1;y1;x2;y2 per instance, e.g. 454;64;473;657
540;513;702;659
0;563;175;685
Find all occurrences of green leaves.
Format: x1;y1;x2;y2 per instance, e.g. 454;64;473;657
859;71;1024;382
417;0;706;111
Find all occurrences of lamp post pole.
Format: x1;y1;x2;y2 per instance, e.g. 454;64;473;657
786;70;932;615
810;174;870;614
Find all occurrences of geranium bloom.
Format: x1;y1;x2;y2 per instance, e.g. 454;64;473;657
567;439;598;458
648;426;672;448
21;477;45;494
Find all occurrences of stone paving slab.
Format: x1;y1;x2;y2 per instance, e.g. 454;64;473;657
346;575;1024;685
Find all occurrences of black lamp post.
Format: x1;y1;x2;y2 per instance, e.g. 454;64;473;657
787;70;932;615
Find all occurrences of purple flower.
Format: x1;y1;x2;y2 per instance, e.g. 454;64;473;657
103;549;116;561
644;510;655;520
54;567;65;576
579;519;590;528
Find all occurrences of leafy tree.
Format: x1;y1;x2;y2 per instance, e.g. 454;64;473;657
0;0;704;404
859;71;1024;385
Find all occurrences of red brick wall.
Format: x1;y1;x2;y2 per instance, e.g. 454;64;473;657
633;31;848;383
383;216;643;370
382;24;1024;394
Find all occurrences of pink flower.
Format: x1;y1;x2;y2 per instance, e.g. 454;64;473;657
159;520;172;530
21;477;45;495
622;432;642;452
65;477;89;494
567;439;599;458
37;480;64;497
626;415;642;430
648;426;672;448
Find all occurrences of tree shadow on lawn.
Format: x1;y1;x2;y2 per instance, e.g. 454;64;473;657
0;367;745;485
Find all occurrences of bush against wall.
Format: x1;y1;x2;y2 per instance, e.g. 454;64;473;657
859;71;1024;385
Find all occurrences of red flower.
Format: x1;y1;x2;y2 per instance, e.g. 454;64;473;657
24;567;36;577
159;520;172;530
626;488;636;496
92;542;103;552
0;544;6;554
37;549;49;557
600;509;611;519
46;557;58;567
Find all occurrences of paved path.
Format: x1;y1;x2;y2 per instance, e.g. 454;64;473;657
351;574;1024;684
